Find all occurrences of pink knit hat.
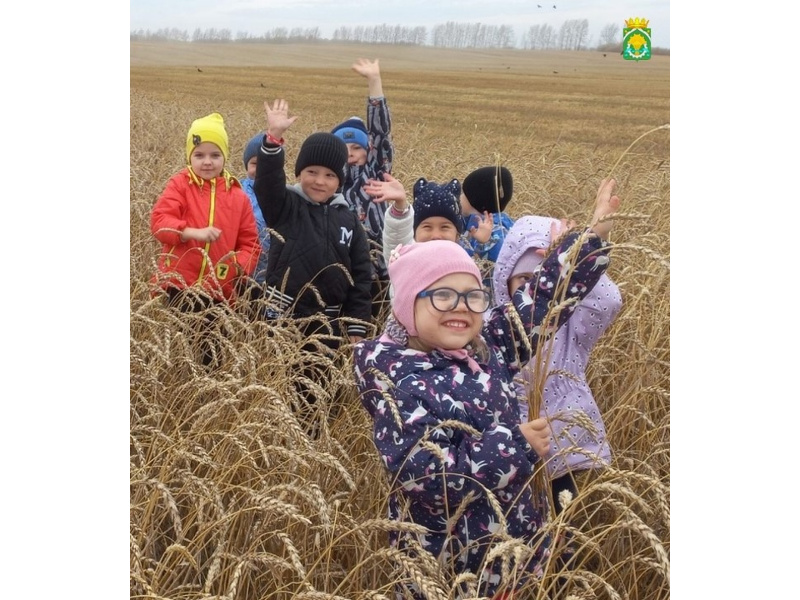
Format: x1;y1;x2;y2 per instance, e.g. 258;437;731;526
388;240;482;336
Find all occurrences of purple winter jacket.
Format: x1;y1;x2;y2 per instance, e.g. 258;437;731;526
354;229;612;598
492;216;622;480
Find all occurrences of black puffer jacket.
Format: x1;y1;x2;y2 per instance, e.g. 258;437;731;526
255;142;373;337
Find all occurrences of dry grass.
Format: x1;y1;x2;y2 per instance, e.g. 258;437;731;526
131;42;669;600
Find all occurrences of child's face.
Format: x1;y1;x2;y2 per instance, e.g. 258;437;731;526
345;143;368;166
412;272;485;352
190;142;225;180
298;166;340;203
508;273;534;296
246;156;257;179
415;217;460;243
459;192;477;215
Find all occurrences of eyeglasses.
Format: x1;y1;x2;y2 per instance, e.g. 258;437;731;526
417;287;492;313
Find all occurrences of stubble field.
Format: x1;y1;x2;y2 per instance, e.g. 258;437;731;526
130;42;670;600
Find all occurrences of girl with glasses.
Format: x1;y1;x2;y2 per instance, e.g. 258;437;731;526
353;179;620;599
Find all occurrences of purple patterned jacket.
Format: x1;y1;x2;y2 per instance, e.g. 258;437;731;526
354;229;611;597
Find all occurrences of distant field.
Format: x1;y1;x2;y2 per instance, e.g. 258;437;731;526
131;42;669;164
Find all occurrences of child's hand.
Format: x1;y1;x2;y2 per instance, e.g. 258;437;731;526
519;417;552;458
352;58;380;80
181;226;222;243
363;173;406;206
590;178;620;240
468;211;493;244
264;99;297;140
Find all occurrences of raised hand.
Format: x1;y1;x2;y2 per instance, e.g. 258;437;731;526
590;177;620;240
351;58;380;80
468;211;494;244
264;99;297;140
363;173;407;206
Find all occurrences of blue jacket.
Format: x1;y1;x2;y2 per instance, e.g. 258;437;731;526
241;177;270;284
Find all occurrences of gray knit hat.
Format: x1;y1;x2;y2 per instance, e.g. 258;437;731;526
243;133;263;169
294;132;348;187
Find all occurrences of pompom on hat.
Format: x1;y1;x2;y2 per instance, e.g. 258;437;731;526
412;178;464;235
388;240;481;336
243;132;264;169
462;165;513;213
186;112;230;163
331;116;369;150
294;132;349;187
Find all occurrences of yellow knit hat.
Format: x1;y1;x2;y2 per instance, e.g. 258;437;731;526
186;112;229;163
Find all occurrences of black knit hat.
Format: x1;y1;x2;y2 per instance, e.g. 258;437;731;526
294;132;348;187
462;166;513;213
412;178;464;235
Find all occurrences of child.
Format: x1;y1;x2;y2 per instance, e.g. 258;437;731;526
492;213;623;514
354;179;620;598
150;112;261;366
240;132;271;285
254;99;373;344
459;165;516;265
331;58;395;319
370;174;465;267
150;112;261;305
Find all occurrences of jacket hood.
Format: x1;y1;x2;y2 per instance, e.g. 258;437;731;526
288;182;348;207
492;215;559;306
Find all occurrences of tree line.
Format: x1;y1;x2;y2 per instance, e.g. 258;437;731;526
130;20;648;52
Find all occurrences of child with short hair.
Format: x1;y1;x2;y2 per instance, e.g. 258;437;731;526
492;212;623;514
240;132;271;285
354;180;621;598
254;99;373;343
150;112;261;305
331;58;395;319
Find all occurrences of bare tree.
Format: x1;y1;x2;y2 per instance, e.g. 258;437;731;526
599;22;619;46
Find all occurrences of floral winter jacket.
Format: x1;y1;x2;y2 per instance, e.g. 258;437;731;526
341;96;394;280
492;216;623;481
150;168;260;301
354;229;611;598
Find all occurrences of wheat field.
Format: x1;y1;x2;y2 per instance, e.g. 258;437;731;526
130;42;669;600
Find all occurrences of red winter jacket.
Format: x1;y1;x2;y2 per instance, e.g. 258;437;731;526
150;168;260;301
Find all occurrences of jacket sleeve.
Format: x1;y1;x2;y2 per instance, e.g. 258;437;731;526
366;97;393;176
382;204;414;266
233;193;262;276
487;229;612;370
254;141;289;226
343;219;375;336
150;175;189;247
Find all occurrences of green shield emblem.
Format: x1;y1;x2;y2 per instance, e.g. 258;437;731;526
623;18;651;61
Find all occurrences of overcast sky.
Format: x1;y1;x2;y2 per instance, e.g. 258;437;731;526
129;0;670;48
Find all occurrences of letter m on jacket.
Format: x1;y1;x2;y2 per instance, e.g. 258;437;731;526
339;227;353;246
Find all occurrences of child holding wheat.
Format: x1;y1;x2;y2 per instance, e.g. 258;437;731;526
492;208;623;515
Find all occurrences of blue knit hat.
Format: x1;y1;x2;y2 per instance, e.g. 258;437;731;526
412;178;464;235
331;116;369;149
243;133;263;169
